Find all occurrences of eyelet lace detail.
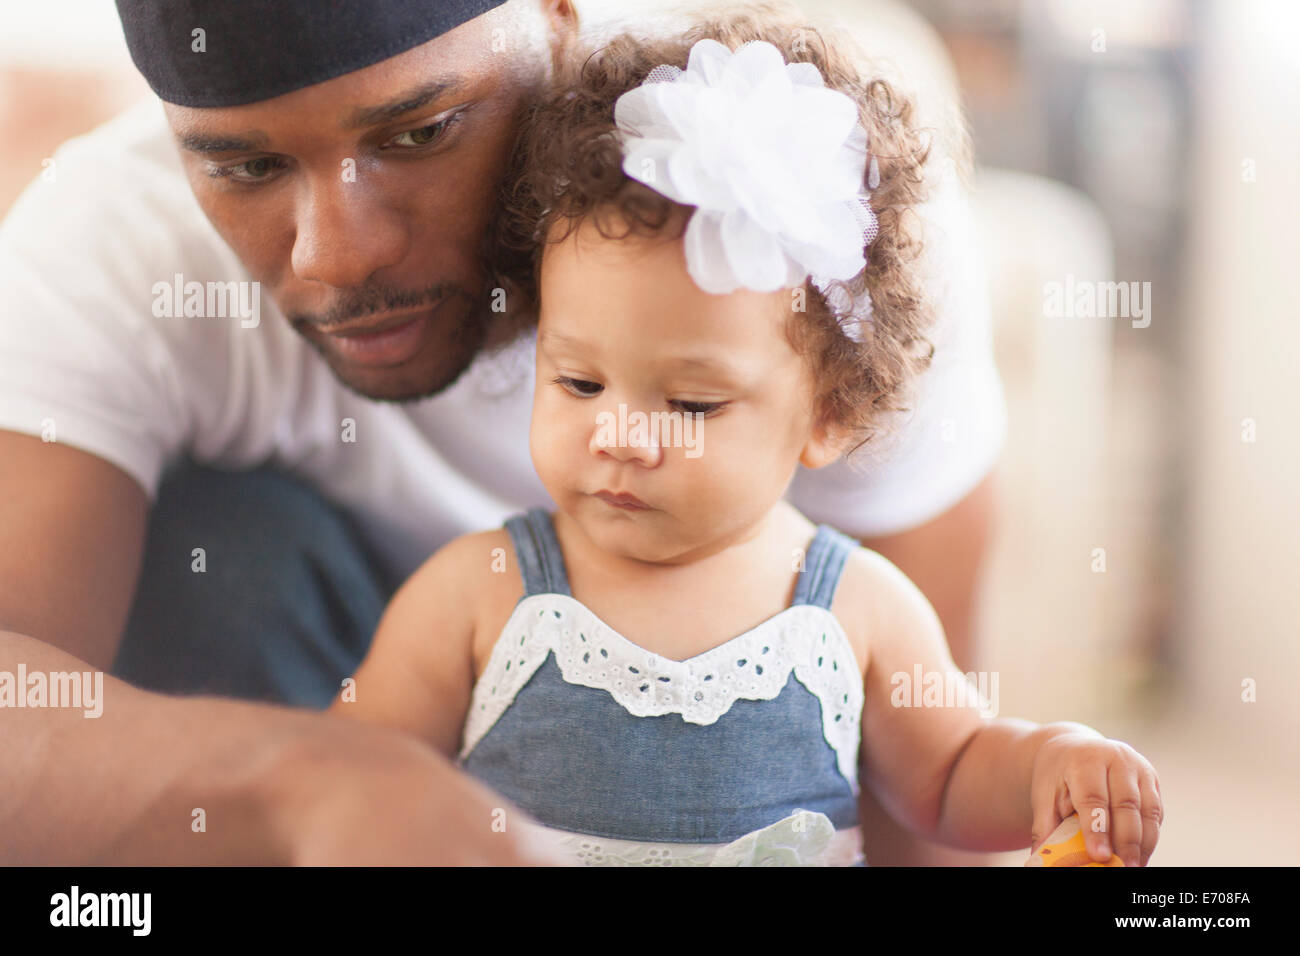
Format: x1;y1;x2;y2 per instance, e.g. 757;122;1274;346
460;594;863;789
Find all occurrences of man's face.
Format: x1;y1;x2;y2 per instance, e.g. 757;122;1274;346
164;8;558;401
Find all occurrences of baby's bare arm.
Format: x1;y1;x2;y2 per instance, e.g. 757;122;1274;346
930;718;1102;851
847;549;1076;851
327;533;491;759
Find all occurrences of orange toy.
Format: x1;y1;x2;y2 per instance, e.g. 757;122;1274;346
1025;813;1125;867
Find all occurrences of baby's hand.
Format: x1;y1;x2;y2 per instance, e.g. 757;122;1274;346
1029;728;1163;867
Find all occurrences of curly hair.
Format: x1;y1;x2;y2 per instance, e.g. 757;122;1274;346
491;4;937;455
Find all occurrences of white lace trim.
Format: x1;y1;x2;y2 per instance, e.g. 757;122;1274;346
459;594;863;789
517;811;864;867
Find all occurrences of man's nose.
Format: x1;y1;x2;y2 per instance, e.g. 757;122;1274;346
290;175;407;287
589;404;664;468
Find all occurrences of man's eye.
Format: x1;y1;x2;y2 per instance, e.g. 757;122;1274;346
670;399;728;417
209;156;285;183
552;376;603;397
390;119;453;148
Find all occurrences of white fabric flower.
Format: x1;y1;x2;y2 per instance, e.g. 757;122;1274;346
614;39;879;307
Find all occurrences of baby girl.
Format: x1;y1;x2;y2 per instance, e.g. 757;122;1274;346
331;10;1162;866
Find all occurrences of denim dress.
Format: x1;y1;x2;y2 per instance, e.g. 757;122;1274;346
458;508;867;866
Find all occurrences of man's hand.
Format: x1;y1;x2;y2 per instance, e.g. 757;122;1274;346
270;726;567;866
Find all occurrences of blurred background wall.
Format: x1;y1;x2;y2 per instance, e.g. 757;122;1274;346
2;0;1296;864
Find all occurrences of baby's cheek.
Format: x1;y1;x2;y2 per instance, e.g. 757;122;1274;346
707;420;796;486
678;434;772;512
532;406;594;493
528;409;565;486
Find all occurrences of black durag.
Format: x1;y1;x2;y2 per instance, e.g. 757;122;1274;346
115;0;510;107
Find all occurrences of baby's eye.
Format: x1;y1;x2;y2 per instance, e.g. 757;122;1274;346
670;399;728;417
552;376;603;397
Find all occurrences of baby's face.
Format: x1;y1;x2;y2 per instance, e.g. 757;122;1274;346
531;208;840;564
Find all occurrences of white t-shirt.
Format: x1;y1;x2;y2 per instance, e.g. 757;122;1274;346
0;98;1005;584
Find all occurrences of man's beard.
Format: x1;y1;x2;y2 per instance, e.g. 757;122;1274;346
287;280;494;403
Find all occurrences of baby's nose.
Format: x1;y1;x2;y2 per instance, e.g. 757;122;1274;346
589;406;664;468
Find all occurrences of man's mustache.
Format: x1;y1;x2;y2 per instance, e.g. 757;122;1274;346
287;281;463;332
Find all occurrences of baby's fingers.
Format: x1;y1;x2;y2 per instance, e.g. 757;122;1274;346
1137;770;1163;866
1029;772;1070;853
1029;798;1062;856
1063;761;1114;863
1106;761;1146;867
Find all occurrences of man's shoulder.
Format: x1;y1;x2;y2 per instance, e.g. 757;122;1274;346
0;96;255;343
2;97;215;254
50;98;183;182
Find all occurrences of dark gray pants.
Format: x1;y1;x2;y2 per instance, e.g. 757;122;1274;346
112;458;399;709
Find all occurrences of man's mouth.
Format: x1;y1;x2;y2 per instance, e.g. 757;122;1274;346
316;303;441;368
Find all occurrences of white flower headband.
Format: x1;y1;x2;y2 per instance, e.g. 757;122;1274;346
613;38;880;339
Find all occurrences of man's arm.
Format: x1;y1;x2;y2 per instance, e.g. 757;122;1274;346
0;629;562;864
0;432;147;668
0;432;558;864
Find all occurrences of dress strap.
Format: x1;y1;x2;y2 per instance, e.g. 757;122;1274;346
504;507;572;598
791;524;859;610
